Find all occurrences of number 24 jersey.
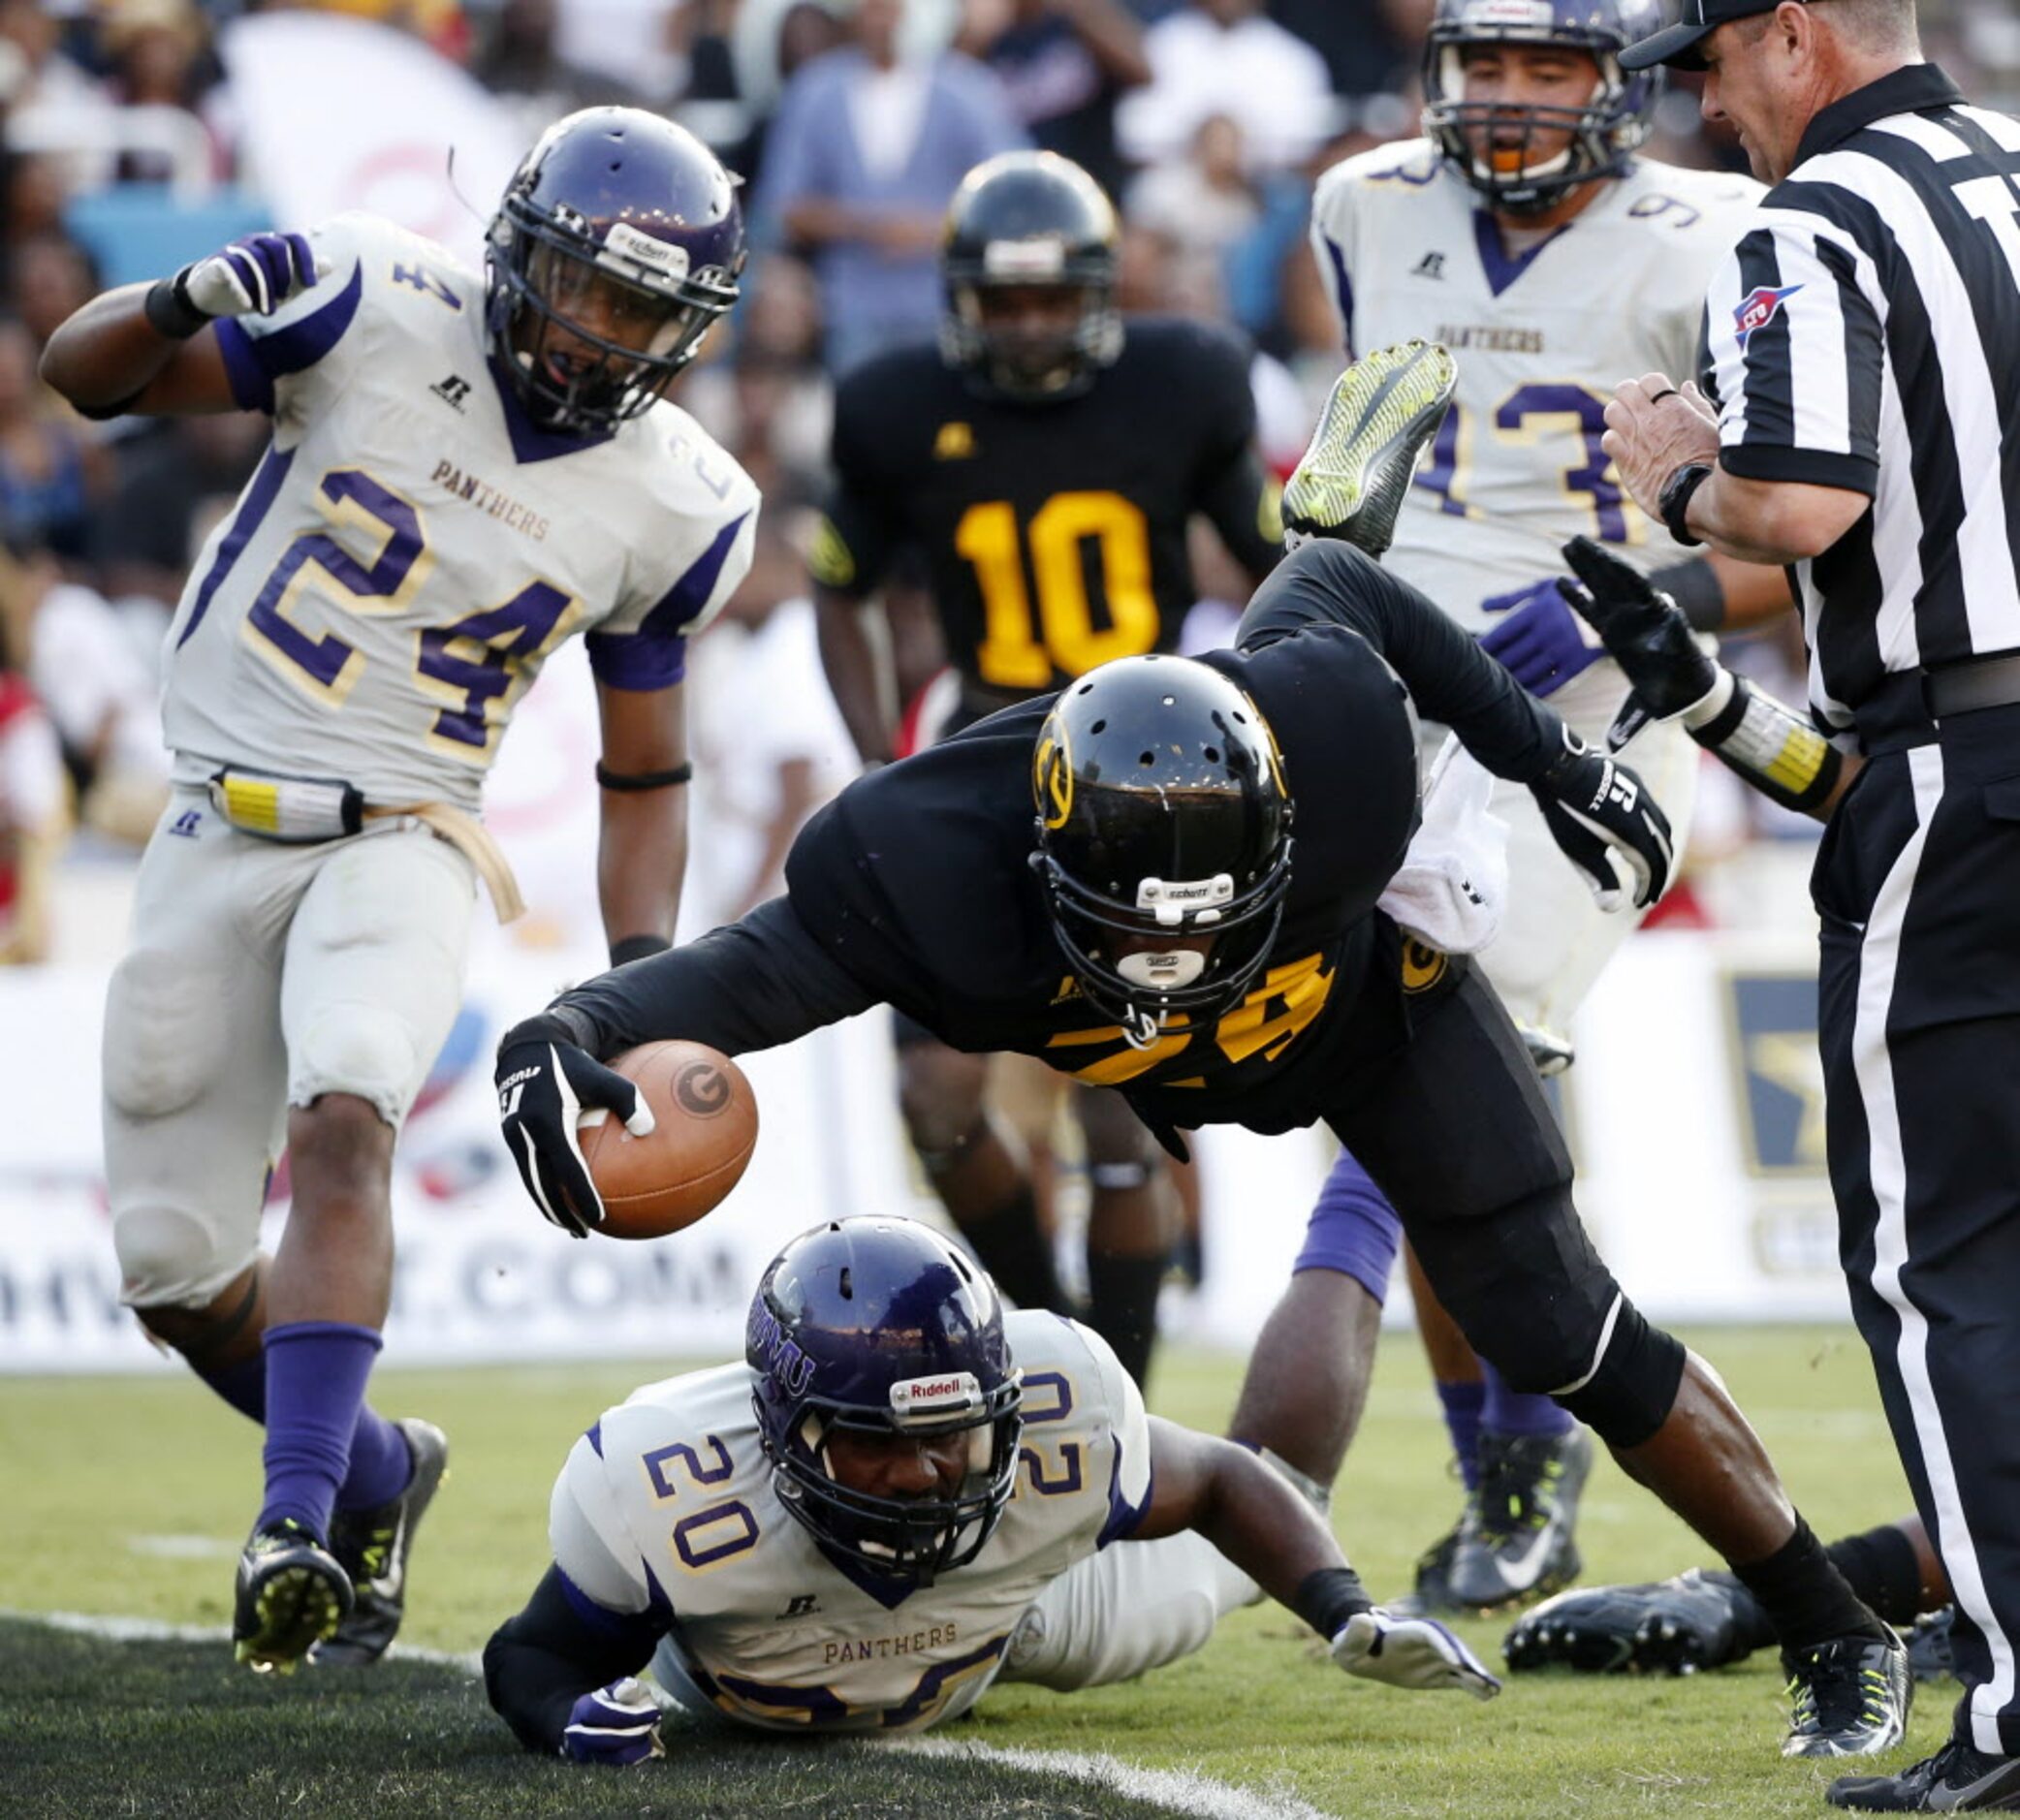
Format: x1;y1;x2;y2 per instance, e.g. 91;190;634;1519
163;211;759;810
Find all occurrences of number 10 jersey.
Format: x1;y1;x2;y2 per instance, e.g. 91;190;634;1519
163;212;759;810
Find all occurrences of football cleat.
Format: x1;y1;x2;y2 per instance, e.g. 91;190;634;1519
1906;1606;1956;1684
1503;1568;1753;1676
1783;1631;1912;1759
1388;1519;1467;1618
310;1418;450;1668
233;1519;353;1674
1827;1738;2020;1811
1283;340;1458;559
1448;1427;1593;1612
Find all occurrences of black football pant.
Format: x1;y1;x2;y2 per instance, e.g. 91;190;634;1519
1326;944;1684;1447
1816;700;2020;1758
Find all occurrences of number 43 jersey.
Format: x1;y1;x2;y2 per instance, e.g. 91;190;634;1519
810;320;1282;700
163;212;759;810
1310;146;1761;629
547;1311;1152;1735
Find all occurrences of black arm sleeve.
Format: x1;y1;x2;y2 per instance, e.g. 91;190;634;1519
1190;332;1283;581
552;895;879;1062
1237;540;1565;784
483;1565;661;1757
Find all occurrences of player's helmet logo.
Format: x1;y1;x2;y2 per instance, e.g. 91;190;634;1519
1033;726;1075;831
940;151;1122;402
747;1220;1024;1589
486;107;744;436
1029;656;1294;1049
1422;0;1663;214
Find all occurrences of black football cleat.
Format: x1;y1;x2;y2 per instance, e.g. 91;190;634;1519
311;1418;450;1668
1449;1427;1593;1613
233;1519;353;1674
1783;1631;1912;1759
1827;1738;2020;1810
1282;340;1457;559
1906;1607;1957;1685
1504;1568;1754;1676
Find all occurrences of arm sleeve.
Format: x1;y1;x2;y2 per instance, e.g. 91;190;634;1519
1076;1322;1155;1548
1705;202;1883;494
1190;338;1283;581
210;214;375;418
586;498;758;691
807;374;900;599
1237;540;1564;783
552;894;879;1061
483;1565;663;1757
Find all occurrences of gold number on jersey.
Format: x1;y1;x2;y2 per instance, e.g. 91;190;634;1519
956;490;1159;689
1417;386;1640;544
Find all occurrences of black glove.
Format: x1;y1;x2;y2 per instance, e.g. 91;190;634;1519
1530;726;1673;913
1556;536;1721;751
495;1015;655;1239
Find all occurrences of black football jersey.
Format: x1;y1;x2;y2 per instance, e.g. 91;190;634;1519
810;319;1281;698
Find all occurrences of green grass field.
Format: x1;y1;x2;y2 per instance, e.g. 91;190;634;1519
2;1328;1945;1818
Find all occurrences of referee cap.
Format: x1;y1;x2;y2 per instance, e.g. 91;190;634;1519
1619;0;1787;71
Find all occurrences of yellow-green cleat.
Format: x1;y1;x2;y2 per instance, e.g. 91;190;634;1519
1282;340;1458;559
232;1519;353;1675
310;1418;450;1669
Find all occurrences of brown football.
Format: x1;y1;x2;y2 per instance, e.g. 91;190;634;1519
577;1041;758;1240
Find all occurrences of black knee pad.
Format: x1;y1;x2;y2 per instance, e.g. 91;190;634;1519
1550;1299;1687;1450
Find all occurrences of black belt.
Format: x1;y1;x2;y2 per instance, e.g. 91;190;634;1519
1854;654;2020;754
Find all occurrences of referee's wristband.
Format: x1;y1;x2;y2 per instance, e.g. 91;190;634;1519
144;272;211;340
1292;1566;1373;1641
1647;556;1726;634
1686;671;1843;815
1658;463;1715;549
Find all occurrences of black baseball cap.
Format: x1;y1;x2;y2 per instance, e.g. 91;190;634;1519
1619;0;1786;70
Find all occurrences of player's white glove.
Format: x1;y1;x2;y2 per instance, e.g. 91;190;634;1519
1529;726;1673;914
495;1014;654;1239
146;233;328;341
1331;1609;1502;1701
560;1678;665;1766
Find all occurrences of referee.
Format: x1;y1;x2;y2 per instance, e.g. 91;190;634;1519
1596;0;2020;1808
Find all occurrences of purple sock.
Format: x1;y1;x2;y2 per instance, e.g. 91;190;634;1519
1293;1147;1401;1302
258;1322;383;1542
1481;1359;1575;1439
200;1352;412;1513
1436;1378;1487;1491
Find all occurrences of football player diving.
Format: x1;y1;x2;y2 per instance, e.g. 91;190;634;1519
1281;0;1797;1621
485;1215;1499;1762
810;149;1284;1386
41;110;758;1673
495;342;1910;1760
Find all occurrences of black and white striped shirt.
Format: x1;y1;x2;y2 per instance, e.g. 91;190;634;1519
1702;64;2020;732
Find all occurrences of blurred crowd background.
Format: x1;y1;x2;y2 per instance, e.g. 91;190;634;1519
2;0;2015;965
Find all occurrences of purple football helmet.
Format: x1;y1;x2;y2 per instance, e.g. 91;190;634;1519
747;1219;1025;1587
486;108;743;435
1423;0;1664;213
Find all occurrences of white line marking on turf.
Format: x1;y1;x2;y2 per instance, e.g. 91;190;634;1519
4;1611;1328;1820
130;1534;239;1560
0;1609;482;1676
898;1739;1334;1820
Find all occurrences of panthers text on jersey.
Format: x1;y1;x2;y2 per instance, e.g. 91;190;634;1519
809;319;1281;702
163;212;759;810
546;1310;1151;1735
1310;145;1762;627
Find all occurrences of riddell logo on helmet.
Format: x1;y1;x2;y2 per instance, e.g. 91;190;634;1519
606;220;690;280
891;1371;983;1416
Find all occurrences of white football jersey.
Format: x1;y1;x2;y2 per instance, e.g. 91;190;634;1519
548;1311;1152;1735
163;212;759;810
1310;145;1762;630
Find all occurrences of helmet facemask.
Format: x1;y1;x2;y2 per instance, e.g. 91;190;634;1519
941;254;1121;402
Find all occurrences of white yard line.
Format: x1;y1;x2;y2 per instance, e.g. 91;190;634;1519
0;1607;483;1675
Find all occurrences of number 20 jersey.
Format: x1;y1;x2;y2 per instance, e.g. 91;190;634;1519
162;212;759;810
1310;145;1761;629
547;1310;1152;1735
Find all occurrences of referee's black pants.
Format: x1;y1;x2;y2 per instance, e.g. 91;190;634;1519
1817;700;2020;1757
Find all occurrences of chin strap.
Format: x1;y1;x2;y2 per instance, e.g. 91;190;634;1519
1121;1005;1166;1051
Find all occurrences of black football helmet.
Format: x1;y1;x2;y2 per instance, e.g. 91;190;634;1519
1422;0;1662;214
940;150;1121;401
486;108;744;435
748;1218;1025;1588
1030;655;1294;1048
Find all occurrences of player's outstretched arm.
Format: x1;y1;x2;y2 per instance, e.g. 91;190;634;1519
1130;1418;1499;1700
485;1565;664;1763
593;680;692;967
40;232;323;420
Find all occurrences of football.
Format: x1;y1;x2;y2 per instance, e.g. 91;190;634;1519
576;1041;758;1240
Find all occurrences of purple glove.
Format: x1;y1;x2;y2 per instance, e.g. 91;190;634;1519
560;1679;664;1766
1478;577;1605;698
175;233;323;321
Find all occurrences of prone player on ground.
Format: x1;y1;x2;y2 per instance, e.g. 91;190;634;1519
42;110;758;1673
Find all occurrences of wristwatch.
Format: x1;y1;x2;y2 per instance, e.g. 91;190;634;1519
1658;462;1715;549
